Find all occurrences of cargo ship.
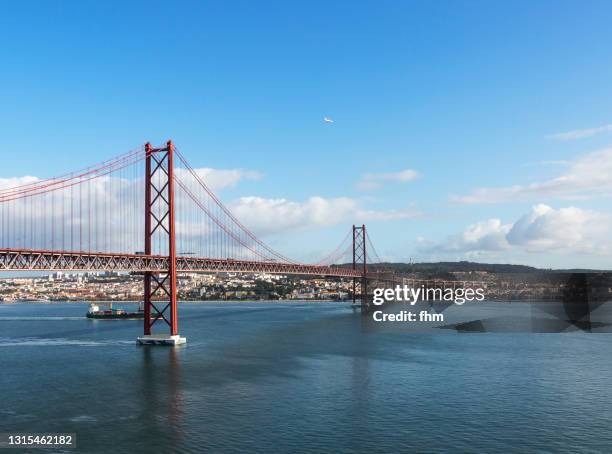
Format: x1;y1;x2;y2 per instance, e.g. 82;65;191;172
86;302;146;319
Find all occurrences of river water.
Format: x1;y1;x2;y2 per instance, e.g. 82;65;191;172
1;302;612;453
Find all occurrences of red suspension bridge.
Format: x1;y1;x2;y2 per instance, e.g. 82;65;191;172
0;141;388;344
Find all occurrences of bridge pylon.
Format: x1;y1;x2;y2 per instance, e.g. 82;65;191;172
137;140;186;346
352;224;369;311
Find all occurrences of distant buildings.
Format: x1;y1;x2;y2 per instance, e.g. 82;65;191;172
0;271;355;302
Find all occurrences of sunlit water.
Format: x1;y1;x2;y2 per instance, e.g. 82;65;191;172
1;302;612;453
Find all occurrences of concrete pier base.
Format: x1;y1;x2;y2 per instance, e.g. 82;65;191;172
136;334;187;346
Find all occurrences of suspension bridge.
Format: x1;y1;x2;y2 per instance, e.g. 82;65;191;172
0;141;391;344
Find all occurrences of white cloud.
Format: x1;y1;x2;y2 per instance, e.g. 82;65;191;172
0;176;40;189
229;196;420;236
547;124;612;141
356;169;419;191
427;204;612;257
452;148;612;204
506;204;611;254
430;219;511;253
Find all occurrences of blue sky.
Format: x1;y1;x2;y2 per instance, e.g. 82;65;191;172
1;1;612;268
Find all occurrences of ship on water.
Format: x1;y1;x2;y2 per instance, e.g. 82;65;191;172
86;302;146;320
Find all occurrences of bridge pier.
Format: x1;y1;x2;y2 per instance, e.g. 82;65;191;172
137;334;186;346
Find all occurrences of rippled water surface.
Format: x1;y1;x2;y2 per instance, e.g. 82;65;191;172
1;302;612;453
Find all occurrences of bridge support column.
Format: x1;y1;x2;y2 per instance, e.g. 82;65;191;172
352;224;368;312
138;140;186;346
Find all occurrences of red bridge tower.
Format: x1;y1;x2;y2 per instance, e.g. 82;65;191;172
137;140;186;346
352;224;368;310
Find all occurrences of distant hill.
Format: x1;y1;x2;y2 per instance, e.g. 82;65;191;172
342;261;610;274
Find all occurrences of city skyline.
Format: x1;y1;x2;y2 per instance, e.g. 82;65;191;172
1;1;612;268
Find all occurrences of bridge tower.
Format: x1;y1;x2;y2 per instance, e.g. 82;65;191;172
352;224;368;310
138;140;186;346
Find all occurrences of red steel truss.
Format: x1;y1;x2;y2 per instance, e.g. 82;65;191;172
0;248;364;277
0;247;486;293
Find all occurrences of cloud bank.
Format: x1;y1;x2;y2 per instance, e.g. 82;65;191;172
230;196;420;236
428;204;612;257
452;148;612;204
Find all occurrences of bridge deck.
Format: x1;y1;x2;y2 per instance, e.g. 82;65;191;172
0;248;363;278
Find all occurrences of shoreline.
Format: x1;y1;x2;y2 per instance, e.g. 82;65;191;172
0;299;352;305
2;299;610;305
